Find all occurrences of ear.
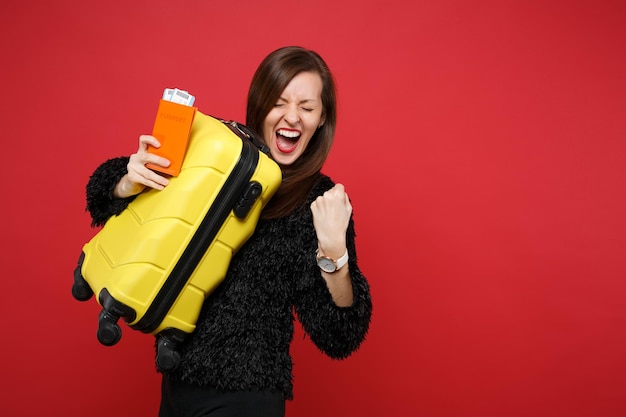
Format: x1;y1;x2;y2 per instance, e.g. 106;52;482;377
318;115;326;129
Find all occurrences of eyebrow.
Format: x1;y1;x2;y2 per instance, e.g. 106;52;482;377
277;97;319;104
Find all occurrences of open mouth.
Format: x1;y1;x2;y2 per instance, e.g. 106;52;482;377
276;128;301;153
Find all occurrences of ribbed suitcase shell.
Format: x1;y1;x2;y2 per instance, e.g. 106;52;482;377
73;112;281;370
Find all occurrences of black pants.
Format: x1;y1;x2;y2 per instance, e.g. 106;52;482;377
159;376;285;417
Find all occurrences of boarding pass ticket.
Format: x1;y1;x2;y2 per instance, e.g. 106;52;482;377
163;88;195;106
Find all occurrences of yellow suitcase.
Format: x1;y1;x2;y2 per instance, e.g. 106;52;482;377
72;112;282;371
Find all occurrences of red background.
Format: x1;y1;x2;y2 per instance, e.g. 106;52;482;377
2;1;625;416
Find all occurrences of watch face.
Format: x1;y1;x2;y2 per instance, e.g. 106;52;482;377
317;257;336;273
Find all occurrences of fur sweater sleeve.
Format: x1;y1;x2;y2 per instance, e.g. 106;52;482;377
293;176;373;359
85;157;136;227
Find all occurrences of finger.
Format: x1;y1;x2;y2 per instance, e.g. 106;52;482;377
142;175;169;190
345;196;353;215
332;183;345;194
138;135;161;152
130;149;171;169
128;166;169;190
145;154;171;168
127;157;170;188
323;184;343;198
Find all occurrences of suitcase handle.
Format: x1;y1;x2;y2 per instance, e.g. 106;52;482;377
217;118;272;157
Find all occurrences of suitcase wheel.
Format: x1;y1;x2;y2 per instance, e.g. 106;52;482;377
72;252;93;301
97;310;122;346
156;336;181;372
72;277;93;301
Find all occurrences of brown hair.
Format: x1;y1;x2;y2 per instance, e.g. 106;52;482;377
246;46;337;219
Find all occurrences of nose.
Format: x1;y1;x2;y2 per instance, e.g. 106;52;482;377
283;104;299;125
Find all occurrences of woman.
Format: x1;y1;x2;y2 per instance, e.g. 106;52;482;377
86;46;372;416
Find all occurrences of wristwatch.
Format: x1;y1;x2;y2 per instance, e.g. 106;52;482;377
316;249;349;273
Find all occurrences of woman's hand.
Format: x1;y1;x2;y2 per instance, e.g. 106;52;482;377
311;183;354;306
310;183;352;259
113;135;171;198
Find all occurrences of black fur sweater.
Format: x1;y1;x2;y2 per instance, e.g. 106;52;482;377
86;157;372;400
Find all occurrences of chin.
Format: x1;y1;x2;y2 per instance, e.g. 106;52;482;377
272;155;295;166
270;148;302;166
271;150;301;166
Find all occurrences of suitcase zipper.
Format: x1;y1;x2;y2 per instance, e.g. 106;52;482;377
131;137;260;333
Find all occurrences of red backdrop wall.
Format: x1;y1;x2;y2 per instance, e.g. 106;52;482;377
2;1;625;416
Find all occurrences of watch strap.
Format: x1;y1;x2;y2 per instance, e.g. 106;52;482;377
334;250;349;270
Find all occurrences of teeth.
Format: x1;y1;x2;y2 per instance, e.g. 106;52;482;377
277;129;300;139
